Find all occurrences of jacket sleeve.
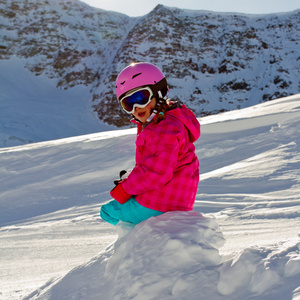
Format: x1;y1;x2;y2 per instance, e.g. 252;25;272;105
122;126;181;196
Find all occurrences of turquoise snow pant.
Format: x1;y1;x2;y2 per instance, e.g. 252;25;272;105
100;197;164;226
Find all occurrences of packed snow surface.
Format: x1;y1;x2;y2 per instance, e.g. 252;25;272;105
0;94;300;299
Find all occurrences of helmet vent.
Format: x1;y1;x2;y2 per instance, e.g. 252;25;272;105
120;81;125;85
132;72;142;79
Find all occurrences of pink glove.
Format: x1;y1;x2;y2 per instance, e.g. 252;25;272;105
110;182;132;204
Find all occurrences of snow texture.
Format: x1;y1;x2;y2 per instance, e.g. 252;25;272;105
0;94;300;299
21;211;300;300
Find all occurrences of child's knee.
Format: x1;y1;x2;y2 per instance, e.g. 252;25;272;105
100;204;118;226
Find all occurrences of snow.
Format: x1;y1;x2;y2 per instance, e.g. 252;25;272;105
0;94;300;299
0;57;115;148
2;0;299;129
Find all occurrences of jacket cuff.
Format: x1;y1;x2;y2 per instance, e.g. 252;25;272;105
110;182;132;204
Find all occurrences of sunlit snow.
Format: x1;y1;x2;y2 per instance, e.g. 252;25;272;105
0;92;299;299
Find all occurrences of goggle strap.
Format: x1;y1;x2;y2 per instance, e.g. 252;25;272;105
146;110;157;123
146;96;168;123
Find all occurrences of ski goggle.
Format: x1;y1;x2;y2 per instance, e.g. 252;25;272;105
119;87;153;114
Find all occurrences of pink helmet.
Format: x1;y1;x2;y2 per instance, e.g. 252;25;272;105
115;62;168;100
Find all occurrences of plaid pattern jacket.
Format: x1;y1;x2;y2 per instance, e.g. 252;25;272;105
122;104;200;212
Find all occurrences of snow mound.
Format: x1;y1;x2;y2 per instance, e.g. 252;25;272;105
106;211;225;300
25;211;225;299
25;211;300;300
218;238;300;298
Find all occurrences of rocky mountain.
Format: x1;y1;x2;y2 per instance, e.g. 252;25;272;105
1;0;299;127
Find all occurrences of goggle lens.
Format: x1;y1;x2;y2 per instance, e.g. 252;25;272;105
120;89;152;113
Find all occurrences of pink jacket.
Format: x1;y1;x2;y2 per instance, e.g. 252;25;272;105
122;104;200;212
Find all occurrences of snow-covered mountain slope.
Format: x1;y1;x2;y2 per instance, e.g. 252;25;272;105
1;0;299;130
0;94;299;299
93;5;300;126
0;57;115;147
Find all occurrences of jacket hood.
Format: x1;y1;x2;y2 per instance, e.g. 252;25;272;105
167;104;200;142
131;103;200;142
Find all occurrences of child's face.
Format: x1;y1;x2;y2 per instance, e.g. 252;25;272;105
132;97;157;123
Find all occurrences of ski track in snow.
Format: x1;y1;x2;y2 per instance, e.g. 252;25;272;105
0;94;300;299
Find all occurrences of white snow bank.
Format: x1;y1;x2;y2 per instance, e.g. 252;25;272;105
2;94;300;299
218;238;300;298
106;211;225;300
24;211;300;300
25;211;225;299
199;93;300;126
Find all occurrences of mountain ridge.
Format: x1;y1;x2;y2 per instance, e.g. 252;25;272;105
1;0;299;127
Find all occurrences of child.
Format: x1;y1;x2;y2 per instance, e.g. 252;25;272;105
100;62;200;226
